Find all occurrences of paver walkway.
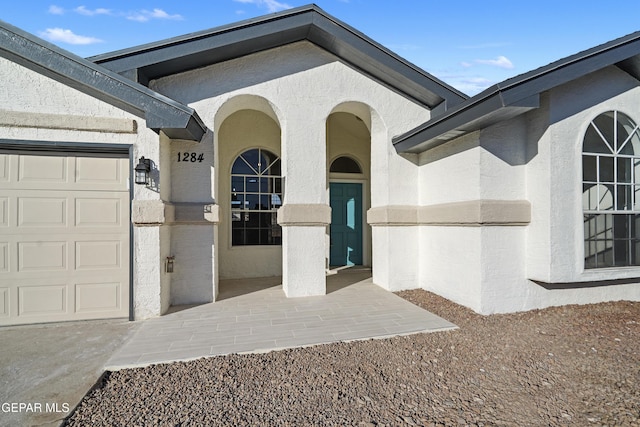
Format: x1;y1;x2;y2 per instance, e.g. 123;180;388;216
106;269;456;370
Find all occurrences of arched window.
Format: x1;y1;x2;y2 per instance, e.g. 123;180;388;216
231;149;282;246
330;156;362;174
583;111;640;268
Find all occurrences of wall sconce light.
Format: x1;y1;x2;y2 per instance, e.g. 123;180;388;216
134;156;151;185
165;256;175;273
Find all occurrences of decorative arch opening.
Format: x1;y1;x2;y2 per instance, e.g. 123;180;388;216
214;94;283;132
582;110;640;268
326;106;372;268
217;107;282;280
330;156;362;174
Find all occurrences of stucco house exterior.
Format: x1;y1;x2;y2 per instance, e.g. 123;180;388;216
2;5;640;326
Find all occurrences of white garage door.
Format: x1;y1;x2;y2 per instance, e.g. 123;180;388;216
0;151;130;325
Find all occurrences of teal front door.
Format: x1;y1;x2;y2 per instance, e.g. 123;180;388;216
330;183;363;266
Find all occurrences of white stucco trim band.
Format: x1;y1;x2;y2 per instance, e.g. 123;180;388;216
0;110;138;134
367;200;531;226
132;200;220;225
277;204;331;226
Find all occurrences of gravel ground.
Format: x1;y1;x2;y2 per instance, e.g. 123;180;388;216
64;291;640;426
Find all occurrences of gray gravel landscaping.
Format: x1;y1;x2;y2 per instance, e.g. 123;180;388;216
64;290;640;426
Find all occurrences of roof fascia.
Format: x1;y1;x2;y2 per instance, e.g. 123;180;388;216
91;9;314;78
90;5;467;110
393;89;539;153
306;11;466;108
0;20;206;141
394;31;640;153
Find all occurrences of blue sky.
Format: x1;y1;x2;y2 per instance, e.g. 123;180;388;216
3;1;640;95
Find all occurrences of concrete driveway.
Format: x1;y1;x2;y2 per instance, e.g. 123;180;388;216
0;319;137;427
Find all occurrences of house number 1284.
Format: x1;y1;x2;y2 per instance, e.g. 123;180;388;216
177;152;204;162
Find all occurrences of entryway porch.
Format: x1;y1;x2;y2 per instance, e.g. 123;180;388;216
106;269;456;369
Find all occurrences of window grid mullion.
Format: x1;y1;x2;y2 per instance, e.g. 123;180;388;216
583;111;640;268
592;124;615;154
614;110;618;153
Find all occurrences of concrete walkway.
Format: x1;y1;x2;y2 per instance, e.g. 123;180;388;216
107;269;456;370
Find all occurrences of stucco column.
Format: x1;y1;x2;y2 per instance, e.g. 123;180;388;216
278;205;331;296
131;200;173;318
279;118;328;297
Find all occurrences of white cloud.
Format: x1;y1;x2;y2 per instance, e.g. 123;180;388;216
39;28;103;45
48;5;64;15
442;75;495;96
74;5;112;16
233;0;292;13
126;8;184;22
458;42;512;49
475;55;514;69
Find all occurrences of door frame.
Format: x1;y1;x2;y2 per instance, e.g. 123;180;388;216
328;177;370;267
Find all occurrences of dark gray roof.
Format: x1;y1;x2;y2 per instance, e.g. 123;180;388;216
0;20;206;141
89;4;467;110
394;30;640;153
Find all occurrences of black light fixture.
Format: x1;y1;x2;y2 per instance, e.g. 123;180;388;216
134;156;151;185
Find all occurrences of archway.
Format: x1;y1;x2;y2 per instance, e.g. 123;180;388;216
217;107;283;280
326;108;372;269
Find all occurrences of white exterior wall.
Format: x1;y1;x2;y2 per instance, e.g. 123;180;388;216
372;226;420;291
420;226;483;312
416;118;529;314
522;66;640;306
0;57;170;320
418;66;640;314
418;132;482;204
150;42;430;294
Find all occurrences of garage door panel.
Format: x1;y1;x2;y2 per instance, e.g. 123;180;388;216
76;157;125;185
75;282;122;313
0;288;8;317
0;152;130;325
3;191;127;233
0;154;8;182
76;240;122;270
18;155;68;184
18;241;68;272
0;197;7;226
19;284;67;316
18;196;67;227
76;197;122;227
0;155;129;192
0;242;9;272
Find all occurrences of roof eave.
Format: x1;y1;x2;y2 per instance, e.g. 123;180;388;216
90;5;467;110
394;30;640;154
0;20;206;142
393;89;540;153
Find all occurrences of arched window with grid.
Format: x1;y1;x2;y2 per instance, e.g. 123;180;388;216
231;148;282;246
583;111;640;268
